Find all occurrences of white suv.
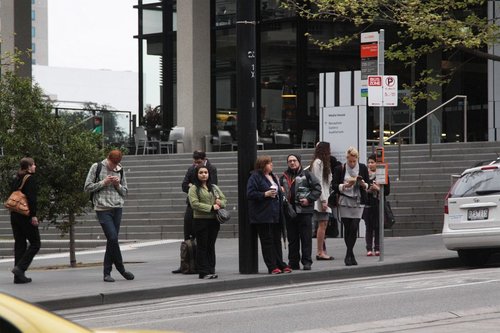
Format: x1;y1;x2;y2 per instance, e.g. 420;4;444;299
442;161;500;266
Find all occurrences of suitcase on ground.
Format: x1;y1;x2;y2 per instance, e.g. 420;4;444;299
180;238;197;274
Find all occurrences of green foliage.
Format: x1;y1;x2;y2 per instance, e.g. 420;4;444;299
143;105;162;128
0;69;104;233
284;0;499;108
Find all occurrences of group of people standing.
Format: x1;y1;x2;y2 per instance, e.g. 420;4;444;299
249;144;389;273
8;145;388;284
174;144;389;277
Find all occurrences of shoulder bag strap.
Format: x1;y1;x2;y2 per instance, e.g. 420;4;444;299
94;163;102;183
18;174;31;190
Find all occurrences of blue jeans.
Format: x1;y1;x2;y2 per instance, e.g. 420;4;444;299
97;208;125;275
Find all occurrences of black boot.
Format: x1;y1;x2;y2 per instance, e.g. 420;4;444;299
12;266;32;284
344;255;352;266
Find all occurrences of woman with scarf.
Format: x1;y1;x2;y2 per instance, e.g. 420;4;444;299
332;147;371;266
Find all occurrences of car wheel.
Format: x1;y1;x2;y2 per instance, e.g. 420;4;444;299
457;249;491;267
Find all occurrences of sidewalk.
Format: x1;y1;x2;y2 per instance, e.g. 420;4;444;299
0;234;460;311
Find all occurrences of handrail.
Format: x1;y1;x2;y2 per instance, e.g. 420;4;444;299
384;95;467;180
385;95;467;143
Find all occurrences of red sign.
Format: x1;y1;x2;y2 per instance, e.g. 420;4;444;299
368;76;382;86
361;43;378;58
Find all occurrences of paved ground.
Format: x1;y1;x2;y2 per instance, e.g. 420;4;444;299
0;234;460;311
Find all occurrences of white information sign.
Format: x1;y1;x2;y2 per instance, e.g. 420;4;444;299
320;105;367;165
367;75;398;107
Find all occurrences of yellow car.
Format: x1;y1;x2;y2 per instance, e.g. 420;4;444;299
0;293;178;333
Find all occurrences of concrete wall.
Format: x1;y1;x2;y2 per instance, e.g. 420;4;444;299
176;0;211;152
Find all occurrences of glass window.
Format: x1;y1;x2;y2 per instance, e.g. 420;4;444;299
261;0;295;21
143;7;162;34
215;0;236;27
31;26;36;37
31;10;35;20
215;25;236;131
260;21;297;137
141;39;162;115
31;43;36;53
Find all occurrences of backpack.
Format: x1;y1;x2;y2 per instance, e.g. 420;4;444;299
180;238;197;274
89;162;123;207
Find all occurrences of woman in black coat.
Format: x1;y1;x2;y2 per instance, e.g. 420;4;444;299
332;147;370;266
10;157;40;284
247;156;291;274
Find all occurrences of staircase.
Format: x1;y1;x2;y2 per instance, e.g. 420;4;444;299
0;149;313;257
1;141;499;257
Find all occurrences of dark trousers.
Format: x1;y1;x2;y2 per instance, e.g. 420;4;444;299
363;206;380;251
97;208;125;275
286;213;313;267
194;218;220;276
11;214;41;272
255;223;286;273
184;204;194;240
342;217;360;257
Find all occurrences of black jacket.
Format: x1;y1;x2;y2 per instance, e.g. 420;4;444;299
247;171;281;224
331;163;370;205
366;175;390;206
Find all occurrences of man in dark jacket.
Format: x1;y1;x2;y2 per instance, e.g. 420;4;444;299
172;150;218;274
280;154;321;271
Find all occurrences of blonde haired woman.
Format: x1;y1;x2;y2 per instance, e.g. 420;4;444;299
331;147;371;266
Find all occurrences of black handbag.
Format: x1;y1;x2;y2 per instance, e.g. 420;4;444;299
325;214;339;238
282;196;297;220
327;191;338;207
384;200;396;229
216;208;231;224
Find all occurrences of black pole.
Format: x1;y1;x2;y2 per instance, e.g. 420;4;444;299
137;1;144;122
236;0;259;274
162;0;174;130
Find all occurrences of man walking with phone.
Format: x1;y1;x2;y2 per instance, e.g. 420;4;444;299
84;149;135;282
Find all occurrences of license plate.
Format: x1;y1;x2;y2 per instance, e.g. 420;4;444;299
467;208;489;221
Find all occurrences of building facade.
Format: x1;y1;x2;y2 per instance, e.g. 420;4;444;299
31;0;48;66
136;0;500;152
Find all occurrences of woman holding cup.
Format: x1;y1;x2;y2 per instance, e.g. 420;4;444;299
247;156;291;274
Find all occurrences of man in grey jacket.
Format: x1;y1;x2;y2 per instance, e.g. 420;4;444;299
84;149;134;282
280;154;321;271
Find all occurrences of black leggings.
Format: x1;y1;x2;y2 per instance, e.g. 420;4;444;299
342;217;360;256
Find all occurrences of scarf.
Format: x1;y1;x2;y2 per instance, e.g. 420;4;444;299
344;162;361;198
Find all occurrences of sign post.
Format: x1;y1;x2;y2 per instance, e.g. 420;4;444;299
360;31;379;97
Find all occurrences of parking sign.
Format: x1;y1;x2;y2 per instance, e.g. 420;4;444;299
367;75;398;107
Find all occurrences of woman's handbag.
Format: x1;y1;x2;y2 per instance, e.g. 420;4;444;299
211;185;230;224
216;208;231;224
325;214;339;238
327;191;338;207
282;196;297;220
4;175;31;216
384;200;396;229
